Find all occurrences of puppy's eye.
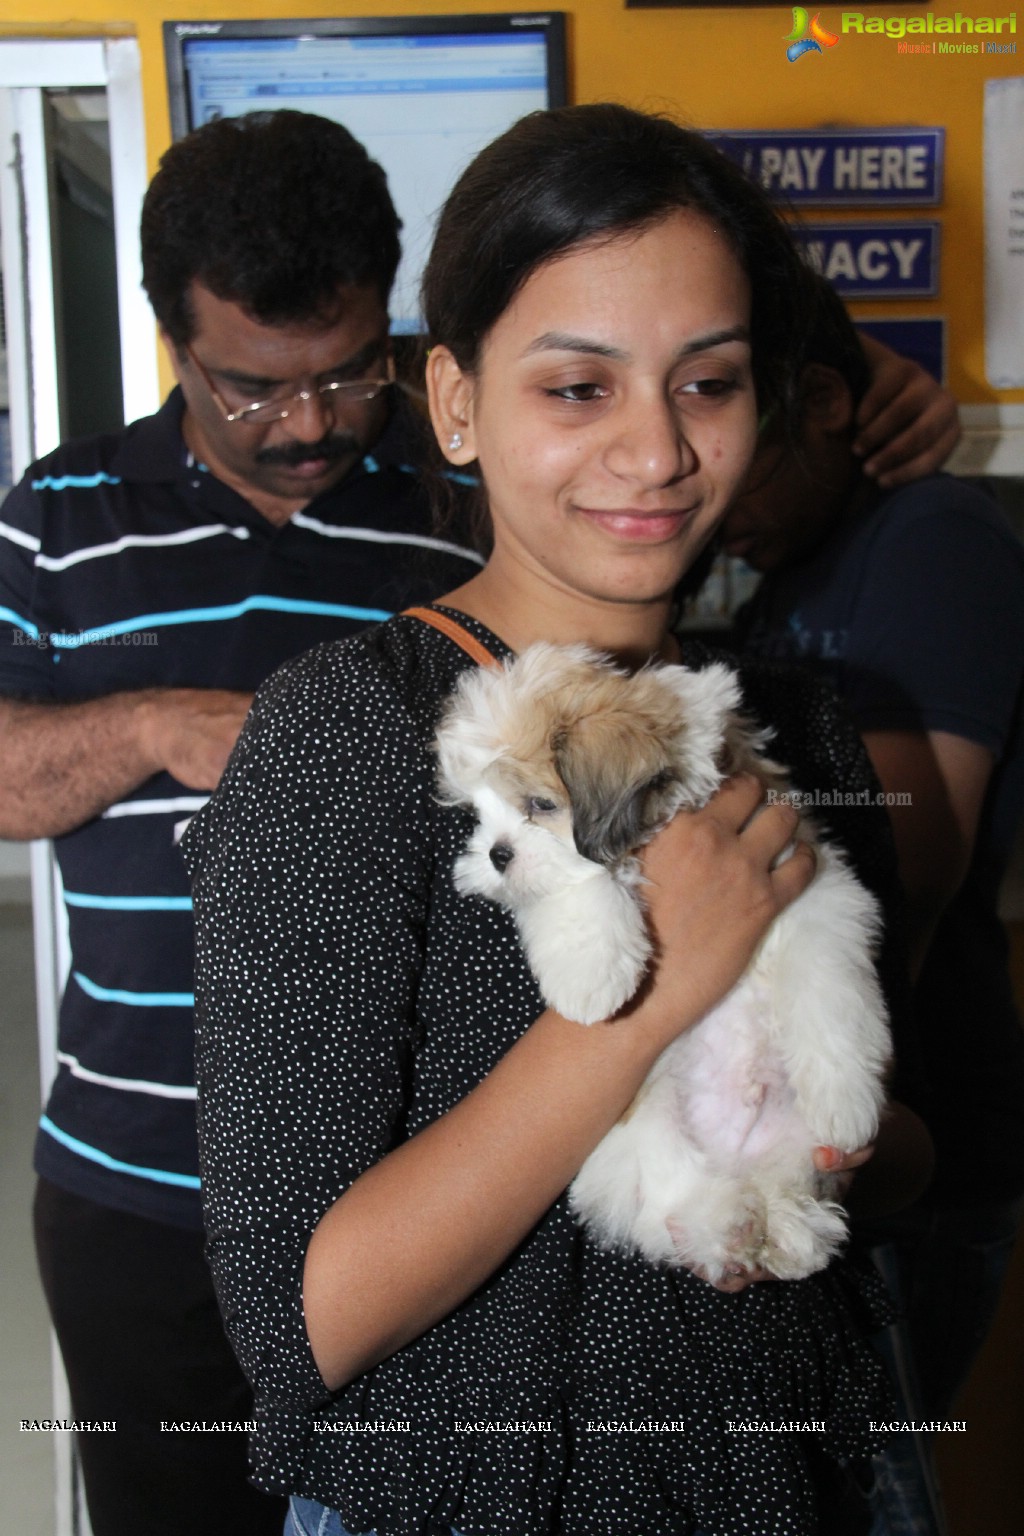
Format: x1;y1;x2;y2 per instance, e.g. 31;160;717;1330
527;797;559;816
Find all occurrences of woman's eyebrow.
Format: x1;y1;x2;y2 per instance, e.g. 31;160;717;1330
523;326;751;362
524;332;627;361
678;326;751;355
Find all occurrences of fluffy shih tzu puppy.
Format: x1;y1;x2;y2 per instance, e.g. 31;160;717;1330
434;643;891;1282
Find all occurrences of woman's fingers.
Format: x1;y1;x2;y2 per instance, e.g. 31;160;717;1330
698;770;766;828
814;1143;876;1174
814;1141;876;1201
702;776;816;910
632;775;819;1045
769;839;817;906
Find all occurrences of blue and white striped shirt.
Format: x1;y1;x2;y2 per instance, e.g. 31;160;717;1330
0;388;480;1227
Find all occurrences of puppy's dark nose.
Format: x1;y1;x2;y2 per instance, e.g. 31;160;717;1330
489;844;515;873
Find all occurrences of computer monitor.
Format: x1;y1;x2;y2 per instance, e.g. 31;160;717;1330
164;13;568;331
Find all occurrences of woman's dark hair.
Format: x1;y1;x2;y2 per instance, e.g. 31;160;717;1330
421;103;818;427
800;270;872;410
142;110;402;345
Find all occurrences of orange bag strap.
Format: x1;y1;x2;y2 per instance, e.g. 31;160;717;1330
402;605;502;671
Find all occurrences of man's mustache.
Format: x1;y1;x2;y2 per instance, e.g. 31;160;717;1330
255;432;361;468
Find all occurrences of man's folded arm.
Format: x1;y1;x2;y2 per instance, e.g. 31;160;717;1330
0;689;254;840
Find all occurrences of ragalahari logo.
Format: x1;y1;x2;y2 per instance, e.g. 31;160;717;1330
786;9;840;62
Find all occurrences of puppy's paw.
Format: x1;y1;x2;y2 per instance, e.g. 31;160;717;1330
665;1198;767;1284
523;889;651;1024
542;964;645;1025
806;1097;882;1160
757;1192;848;1280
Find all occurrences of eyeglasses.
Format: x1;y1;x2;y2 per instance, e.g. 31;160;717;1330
185;346;394;425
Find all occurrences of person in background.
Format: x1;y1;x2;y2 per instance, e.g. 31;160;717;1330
726;275;1024;1525
0;110;481;1536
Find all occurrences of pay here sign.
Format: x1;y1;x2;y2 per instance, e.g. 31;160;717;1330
714;128;944;207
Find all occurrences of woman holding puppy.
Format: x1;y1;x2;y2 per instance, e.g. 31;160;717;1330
185;105;921;1536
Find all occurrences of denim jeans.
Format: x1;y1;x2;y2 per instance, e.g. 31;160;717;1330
285;1498;712;1536
285;1500;467;1536
284;1500;377;1536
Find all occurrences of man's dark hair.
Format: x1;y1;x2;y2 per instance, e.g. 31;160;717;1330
141;110;402;344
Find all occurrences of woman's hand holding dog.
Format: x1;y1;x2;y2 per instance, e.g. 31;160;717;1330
619;773;834;1292
628;773;816;1055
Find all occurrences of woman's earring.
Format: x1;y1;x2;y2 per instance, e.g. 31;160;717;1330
448;432;463;453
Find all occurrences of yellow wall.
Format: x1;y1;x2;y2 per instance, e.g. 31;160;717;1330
2;1;1019;403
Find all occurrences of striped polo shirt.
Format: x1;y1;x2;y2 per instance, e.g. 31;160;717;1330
0;388;481;1228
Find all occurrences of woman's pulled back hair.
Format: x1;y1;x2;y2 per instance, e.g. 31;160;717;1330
801;271;872;410
422;103;817;429
142;110;401;345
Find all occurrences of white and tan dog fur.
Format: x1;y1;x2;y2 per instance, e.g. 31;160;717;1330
434;643;891;1283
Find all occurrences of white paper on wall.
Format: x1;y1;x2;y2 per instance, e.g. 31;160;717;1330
985;76;1024;390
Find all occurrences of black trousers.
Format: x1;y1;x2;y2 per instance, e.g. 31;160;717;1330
33;1177;287;1536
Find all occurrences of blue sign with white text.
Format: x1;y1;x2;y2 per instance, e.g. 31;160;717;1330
795;221;939;298
856;318;946;384
715;128;944;207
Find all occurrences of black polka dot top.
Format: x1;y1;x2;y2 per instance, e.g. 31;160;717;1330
184;608;900;1536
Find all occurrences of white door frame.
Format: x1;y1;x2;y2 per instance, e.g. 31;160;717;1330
0;39;159;464
0;38;158;1536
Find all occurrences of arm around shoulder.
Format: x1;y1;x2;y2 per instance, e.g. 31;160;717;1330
854;333;960;484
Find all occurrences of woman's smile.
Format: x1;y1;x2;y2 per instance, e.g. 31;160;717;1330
575;504;702;541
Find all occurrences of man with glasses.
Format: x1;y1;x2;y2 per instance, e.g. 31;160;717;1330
0;111;479;1536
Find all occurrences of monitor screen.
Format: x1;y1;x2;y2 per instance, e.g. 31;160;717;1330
164;14;568;331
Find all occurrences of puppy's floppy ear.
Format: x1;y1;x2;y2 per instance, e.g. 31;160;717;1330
554;730;672;866
571;779;652;868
